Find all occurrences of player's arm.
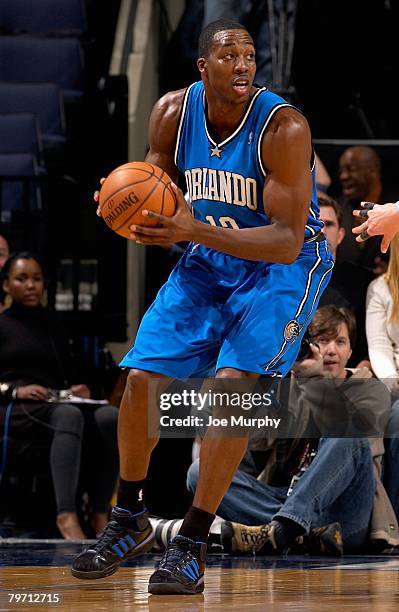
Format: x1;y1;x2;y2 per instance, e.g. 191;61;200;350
133;108;312;264
352;201;399;253
93;89;184;214
256;108;313;262
144;89;187;182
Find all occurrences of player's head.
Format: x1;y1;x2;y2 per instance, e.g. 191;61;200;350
197;20;256;104
309;305;355;378
318;195;345;259
2;251;44;308
338;146;381;202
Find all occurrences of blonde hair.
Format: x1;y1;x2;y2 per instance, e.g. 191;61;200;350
385;234;399;322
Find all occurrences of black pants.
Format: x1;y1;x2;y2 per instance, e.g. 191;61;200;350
1;401;119;514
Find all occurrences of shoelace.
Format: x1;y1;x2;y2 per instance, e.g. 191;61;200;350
92;520;128;553
158;544;190;570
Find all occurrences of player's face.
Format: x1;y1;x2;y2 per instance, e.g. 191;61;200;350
3;258;44;307
199;30;256;104
319;205;345;259
314;322;352;379
338;150;373;201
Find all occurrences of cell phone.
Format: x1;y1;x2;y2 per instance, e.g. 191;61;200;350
297;337;312;361
296;336;319;361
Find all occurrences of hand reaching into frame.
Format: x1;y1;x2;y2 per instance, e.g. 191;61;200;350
352;201;399;253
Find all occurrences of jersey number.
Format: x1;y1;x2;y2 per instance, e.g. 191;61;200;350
205;215;240;230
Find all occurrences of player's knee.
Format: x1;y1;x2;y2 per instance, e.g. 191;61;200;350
125;368;153;393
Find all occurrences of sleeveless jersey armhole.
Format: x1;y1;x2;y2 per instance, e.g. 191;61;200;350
174;84;195;169
256;103;294;177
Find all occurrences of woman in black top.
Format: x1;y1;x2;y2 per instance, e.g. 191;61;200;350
0;253;118;538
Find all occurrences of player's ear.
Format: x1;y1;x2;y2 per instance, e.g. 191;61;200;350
197;58;206;73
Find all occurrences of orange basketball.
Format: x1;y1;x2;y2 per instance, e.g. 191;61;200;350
99;161;176;238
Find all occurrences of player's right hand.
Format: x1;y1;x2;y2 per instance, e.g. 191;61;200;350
94;178;106;216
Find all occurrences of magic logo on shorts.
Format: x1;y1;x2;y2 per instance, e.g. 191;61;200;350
284;320;300;342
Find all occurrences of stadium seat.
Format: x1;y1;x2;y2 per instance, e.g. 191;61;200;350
0;0;87;35
0;113;43;161
0;83;66;146
0;152;42;223
0;36;84;98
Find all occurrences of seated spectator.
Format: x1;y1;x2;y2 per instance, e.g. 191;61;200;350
0;231;10;312
366;231;399;512
0;252;119;539
318;195;373;366
186;306;396;554
0;232;9;270
366;233;399;392
317;195;348;307
336;145;390;275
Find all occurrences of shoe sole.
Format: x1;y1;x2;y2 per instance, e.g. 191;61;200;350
148;580;204;595
71;532;155;580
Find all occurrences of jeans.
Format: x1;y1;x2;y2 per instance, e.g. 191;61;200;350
187;438;375;551
383;398;399;518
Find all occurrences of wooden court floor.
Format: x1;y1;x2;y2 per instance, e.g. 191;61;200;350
1;544;399;611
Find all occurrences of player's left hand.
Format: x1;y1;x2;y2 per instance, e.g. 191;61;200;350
129;184;196;245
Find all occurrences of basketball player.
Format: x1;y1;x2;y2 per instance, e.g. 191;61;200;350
71;19;333;594
353;200;399;253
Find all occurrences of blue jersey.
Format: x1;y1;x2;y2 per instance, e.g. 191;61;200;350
121;82;333;378
175;81;322;240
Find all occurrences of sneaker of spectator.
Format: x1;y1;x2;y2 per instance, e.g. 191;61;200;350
220;520;344;556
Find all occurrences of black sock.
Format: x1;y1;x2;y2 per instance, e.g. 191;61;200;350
117;477;146;515
272;517;305;549
178;505;215;542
